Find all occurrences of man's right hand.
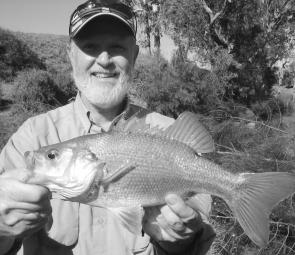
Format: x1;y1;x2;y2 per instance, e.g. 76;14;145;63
0;176;52;239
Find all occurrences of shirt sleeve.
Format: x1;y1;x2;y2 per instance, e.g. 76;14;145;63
0;120;38;254
0;119;38;173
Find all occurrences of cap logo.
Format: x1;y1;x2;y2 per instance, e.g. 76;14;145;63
101;7;110;13
88;3;95;9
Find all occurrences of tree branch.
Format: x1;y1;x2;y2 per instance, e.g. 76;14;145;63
201;0;231;48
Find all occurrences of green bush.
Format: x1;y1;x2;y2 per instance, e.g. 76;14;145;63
13;69;64;112
51;71;77;102
132;53;234;118
0;28;45;82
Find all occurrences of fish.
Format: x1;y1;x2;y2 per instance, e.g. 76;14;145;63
11;112;295;247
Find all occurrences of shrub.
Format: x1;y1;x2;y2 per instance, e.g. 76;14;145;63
52;71;77;102
0;28;45;82
132;53;234;118
13;69;64;112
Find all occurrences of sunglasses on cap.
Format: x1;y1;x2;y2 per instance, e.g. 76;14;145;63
69;1;137;38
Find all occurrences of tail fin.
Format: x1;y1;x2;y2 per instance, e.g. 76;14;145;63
231;172;295;247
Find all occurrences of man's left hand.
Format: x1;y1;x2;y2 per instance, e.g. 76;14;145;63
142;194;205;253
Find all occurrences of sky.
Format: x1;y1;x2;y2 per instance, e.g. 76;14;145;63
0;0;176;59
0;0;84;35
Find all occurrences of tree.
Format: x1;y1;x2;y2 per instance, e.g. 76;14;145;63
160;0;295;104
131;0;162;55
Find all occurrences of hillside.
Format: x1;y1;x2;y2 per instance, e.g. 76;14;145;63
15;32;71;73
0;27;45;81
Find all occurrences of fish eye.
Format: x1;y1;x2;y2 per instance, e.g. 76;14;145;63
47;149;59;160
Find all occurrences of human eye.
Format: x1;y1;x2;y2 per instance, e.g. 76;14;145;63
111;44;126;51
83;43;96;51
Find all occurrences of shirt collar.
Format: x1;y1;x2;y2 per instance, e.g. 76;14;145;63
74;93;133;133
74;92;92;132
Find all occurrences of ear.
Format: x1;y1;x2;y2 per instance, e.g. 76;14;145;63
66;40;74;63
133;44;139;64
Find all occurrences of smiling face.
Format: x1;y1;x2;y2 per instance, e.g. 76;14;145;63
68;16;139;109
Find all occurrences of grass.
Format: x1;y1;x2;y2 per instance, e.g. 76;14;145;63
200;110;295;255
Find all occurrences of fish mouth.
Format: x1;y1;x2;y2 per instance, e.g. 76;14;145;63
24;151;35;170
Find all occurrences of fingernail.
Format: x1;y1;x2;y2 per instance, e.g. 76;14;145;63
166;194;178;205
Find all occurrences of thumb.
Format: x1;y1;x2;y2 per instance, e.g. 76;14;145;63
0;168;34;183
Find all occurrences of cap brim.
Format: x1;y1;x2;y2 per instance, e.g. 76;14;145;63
71;12;135;38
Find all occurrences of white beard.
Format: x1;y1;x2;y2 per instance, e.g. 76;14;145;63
72;70;131;109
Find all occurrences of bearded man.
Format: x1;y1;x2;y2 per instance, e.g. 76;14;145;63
0;1;215;254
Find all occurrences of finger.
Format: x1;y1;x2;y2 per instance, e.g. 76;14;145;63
4;211;49;227
156;215;183;242
160;205;185;232
165;194;203;233
165;194;195;220
13;185;50;203
186;194;212;218
2;180;51;203
14;218;48;238
23;212;50;222
7;200;51;212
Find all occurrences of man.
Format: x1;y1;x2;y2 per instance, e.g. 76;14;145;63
0;1;215;254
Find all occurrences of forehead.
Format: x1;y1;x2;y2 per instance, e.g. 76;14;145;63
74;16;134;42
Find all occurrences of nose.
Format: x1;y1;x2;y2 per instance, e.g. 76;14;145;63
96;51;112;67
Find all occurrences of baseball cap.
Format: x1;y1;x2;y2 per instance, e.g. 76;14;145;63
69;0;137;39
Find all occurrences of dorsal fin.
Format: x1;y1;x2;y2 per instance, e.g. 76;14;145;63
164;112;215;153
113;110;173;135
113;110;214;153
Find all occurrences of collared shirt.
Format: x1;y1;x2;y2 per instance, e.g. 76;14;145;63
0;94;215;255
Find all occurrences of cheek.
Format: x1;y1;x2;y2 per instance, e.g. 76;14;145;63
72;51;95;74
115;56;132;73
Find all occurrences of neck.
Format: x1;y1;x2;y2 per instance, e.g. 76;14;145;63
81;94;126;128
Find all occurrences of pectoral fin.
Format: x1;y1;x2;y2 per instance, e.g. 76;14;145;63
101;163;137;186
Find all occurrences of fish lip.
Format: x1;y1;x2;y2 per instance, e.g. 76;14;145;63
24;151;35;170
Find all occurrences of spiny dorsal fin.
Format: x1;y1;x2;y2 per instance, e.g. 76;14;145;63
114;110;174;135
164;112;215;153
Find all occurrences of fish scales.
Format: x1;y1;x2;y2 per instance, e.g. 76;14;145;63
77;131;237;207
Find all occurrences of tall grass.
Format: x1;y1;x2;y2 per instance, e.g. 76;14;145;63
200;112;295;255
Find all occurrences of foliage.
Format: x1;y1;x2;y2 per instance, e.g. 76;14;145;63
13;69;72;113
0;28;45;82
159;0;295;104
133;52;235;118
15;32;71;74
